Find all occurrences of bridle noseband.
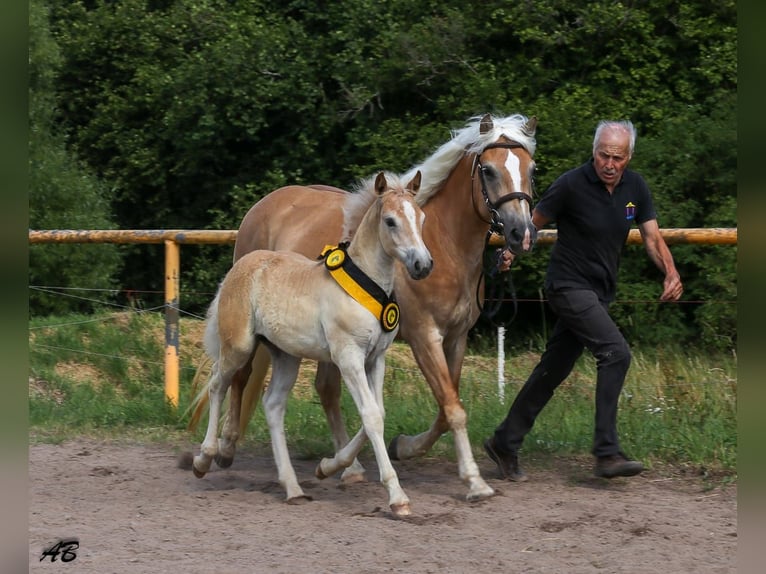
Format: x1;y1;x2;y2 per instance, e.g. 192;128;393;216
471;142;534;235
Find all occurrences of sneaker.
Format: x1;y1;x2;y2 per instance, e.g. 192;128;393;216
594;452;644;479
483;437;528;482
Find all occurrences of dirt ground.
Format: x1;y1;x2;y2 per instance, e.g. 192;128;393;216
28;438;736;573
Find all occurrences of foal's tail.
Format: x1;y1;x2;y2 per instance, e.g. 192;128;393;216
186;347;271;436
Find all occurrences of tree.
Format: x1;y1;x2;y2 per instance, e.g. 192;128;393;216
29;0;121;315
38;0;736;350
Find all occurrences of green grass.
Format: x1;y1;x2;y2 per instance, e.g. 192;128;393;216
28;311;737;477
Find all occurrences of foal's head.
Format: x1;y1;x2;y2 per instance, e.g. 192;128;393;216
373;171;433;280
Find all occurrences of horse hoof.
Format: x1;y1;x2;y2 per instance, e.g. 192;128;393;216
390;502;411;517
466;486;496;502
315;463;328;480
192;465;206;479
286;495;313;505
387;435;403;460
214;454;234;468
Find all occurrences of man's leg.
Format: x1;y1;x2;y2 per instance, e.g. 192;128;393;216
547;290;641;477
491;319;583;453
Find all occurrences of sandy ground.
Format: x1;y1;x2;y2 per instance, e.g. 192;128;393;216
28;438;736;573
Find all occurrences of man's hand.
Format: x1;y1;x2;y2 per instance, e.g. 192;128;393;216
660;272;683;301
496;248;515;272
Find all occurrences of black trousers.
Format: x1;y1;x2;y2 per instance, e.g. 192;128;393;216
492;288;631;458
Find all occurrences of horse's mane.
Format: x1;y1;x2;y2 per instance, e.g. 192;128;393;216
340;171;405;241
403;113;537;205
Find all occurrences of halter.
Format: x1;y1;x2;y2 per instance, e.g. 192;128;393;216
470;141;532;327
471;142;534;235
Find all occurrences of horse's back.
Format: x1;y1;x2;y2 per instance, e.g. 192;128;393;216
234;185;348;262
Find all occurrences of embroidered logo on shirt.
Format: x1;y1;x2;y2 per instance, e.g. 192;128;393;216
625;202;636;220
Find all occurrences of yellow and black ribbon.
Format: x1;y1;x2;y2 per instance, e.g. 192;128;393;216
320;243;399;332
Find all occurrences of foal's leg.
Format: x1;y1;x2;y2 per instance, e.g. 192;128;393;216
192;363;229;477
215;349;255;468
262;350;311;503
316;354;391;480
314;361;367;483
337;353;410;517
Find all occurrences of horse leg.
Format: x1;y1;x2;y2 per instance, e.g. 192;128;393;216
315;426;367;479
314;361;366;483
338;353;410;517
262;350;311;504
389;335;495;502
193;361;231;478
215;348;255;468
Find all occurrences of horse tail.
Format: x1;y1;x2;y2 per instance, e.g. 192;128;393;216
186;355;213;431
236;344;271;437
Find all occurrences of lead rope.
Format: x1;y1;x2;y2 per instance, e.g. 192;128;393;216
476;235;520;328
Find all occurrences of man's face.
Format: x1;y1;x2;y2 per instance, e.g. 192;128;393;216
593;130;631;191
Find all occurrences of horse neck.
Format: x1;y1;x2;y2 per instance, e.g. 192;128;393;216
422;154;490;272
346;202;396;294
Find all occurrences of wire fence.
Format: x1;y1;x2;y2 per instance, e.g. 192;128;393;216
28;227;738;404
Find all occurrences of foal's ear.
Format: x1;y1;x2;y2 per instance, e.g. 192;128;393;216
480;114;493;134
374;172;387;196
405;170;421;195
523;116;538;136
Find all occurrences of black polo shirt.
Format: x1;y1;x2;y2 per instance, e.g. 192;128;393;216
535;160;656;302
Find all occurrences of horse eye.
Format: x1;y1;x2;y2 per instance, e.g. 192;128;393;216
384;217;397;228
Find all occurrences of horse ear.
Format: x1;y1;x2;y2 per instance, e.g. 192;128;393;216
479;114;493;135
524;116;538;136
406;170;421;195
374;172;387;196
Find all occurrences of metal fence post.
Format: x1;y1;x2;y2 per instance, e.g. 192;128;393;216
164;240;180;407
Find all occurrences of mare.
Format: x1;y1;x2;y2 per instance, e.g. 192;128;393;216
190;113;538;503
192;172;432;517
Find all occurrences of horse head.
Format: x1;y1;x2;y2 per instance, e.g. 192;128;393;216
473;114;538;255
374;171;433;280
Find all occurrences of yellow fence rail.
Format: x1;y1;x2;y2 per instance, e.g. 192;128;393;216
29;227;738;407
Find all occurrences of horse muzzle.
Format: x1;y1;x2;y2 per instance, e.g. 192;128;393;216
406;252;434;280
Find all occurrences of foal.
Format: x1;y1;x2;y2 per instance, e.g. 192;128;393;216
192;172;432;517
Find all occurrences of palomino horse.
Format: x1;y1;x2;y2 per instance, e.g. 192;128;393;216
190;113;537;502
192;172;432;516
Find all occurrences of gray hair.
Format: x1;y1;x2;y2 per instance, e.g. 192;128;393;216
593;120;636;157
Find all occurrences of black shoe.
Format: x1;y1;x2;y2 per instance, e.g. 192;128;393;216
594;452;644;478
483;437;528;482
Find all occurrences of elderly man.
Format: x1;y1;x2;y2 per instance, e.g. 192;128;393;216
485;120;683;480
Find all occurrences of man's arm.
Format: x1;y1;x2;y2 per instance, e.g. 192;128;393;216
637;219;683;301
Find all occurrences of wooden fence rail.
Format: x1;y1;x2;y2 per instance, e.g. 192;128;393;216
28;227;738;407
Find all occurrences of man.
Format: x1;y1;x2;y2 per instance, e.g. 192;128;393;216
485;120;683;480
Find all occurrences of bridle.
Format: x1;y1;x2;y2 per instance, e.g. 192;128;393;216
471;142;534;236
470;141;534;326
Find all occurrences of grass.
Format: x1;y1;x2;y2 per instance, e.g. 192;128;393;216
28;311;737;477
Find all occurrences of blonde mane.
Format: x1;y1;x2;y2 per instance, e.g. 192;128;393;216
402;113;537;205
340;171;405;241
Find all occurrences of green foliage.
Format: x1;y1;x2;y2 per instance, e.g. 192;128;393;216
32;0;736;350
29;0;121;315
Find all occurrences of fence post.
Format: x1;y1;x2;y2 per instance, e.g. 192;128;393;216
164;240;180;407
